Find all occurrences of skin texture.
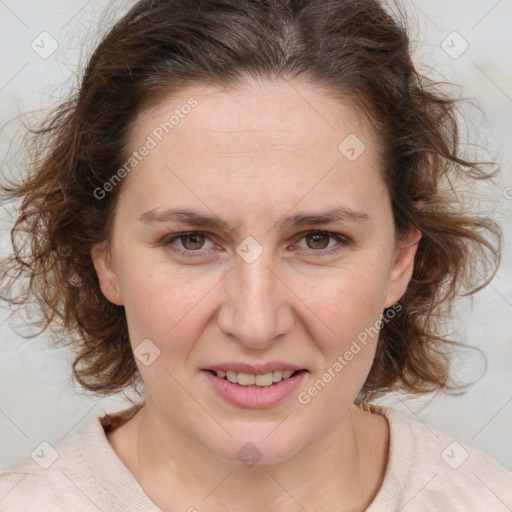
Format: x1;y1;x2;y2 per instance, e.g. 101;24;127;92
91;79;421;511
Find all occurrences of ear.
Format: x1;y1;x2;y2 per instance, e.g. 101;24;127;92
91;241;124;306
384;226;422;308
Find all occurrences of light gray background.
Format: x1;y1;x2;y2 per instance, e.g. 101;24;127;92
1;0;511;472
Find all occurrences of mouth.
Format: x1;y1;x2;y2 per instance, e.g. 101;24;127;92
204;369;304;388
202;368;308;408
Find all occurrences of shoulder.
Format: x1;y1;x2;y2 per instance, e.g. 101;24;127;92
0;433;95;511
0;404;155;512
366;404;512;511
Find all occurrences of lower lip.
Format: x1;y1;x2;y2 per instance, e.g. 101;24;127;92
202;370;307;409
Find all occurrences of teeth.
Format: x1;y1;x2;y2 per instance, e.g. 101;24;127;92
255;373;273;386
237;372;255;385
226;371;237;383
282;370;294;379
214;369;297;387
272;370;282;382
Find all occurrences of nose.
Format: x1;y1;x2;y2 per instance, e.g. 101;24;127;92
216;248;294;350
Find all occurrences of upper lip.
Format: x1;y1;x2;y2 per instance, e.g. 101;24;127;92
205;362;306;374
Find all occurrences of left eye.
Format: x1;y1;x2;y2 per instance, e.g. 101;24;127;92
296;231;339;250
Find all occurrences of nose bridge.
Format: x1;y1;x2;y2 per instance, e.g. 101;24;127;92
217;242;292;348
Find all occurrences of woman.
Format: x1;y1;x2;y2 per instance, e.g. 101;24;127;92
0;0;511;510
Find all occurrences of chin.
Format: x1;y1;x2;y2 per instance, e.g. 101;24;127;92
200;424;307;467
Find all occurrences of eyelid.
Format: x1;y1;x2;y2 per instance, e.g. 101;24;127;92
162;231;216;256
292;229;348;245
159;229;350;259
291;230;350;258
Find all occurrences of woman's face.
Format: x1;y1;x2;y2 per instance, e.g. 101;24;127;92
92;79;419;464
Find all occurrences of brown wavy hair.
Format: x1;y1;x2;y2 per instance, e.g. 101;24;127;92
0;0;501;402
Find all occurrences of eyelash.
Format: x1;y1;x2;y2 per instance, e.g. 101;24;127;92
159;230;350;259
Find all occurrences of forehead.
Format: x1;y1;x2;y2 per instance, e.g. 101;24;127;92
120;80;388;226
135;79;376;162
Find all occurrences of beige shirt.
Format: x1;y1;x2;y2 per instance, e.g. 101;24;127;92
1;404;511;511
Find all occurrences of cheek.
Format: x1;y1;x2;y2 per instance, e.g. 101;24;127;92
120;266;220;395
301;259;390;341
118;253;222;348
297;272;387;407
116;235;392;373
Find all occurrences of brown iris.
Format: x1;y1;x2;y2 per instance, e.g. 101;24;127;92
181;233;206;250
305;232;330;250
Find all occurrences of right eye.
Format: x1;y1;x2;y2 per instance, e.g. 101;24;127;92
161;231;217;257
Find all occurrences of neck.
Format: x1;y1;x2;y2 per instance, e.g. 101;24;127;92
115;401;384;512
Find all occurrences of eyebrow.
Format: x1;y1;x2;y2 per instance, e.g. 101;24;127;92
137;206;370;232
